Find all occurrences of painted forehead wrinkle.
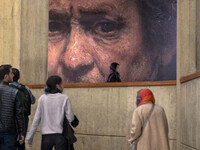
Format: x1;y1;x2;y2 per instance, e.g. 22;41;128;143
49;0;71;9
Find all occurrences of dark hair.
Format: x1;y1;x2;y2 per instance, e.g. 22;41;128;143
0;64;12;81
45;75;62;93
110;62;119;71
12;68;20;82
137;0;177;50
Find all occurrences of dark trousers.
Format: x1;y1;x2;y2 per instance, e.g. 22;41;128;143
0;132;17;150
17;116;29;150
41;134;67;150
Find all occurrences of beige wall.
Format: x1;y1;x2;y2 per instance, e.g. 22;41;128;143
177;0;200;150
180;80;200;150
0;0;21;67
178;0;196;77
197;0;200;70
1;0;200;150
20;0;48;85
27;86;177;150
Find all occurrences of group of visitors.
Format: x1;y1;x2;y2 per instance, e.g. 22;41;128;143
0;64;78;150
0;64;170;150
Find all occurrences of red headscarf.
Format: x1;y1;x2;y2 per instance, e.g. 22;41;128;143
137;89;155;106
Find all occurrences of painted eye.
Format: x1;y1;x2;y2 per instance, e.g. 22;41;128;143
99;22;116;33
49;21;64;32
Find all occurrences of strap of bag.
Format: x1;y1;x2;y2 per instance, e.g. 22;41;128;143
141;104;155;132
136;104;155;140
130;104;155;146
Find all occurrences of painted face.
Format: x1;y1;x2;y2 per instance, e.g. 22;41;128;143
48;0;159;83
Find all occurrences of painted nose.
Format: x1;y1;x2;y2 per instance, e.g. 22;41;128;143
61;26;94;70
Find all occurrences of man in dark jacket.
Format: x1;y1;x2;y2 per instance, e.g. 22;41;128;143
10;68;36;150
0;64;25;150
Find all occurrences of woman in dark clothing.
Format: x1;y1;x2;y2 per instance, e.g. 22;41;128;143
106;62;121;82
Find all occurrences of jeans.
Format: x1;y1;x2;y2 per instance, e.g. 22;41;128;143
41;134;67;150
0;132;17;150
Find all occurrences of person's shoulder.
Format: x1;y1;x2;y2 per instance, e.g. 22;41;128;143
38;94;46;100
56;93;70;103
137;103;152;109
11;83;26;91
25;85;31;91
59;93;69;99
49;93;69;99
40;94;46;98
8;83;20;92
135;103;154;115
154;104;165;112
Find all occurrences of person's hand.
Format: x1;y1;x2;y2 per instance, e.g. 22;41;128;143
71;115;79;127
18;135;24;145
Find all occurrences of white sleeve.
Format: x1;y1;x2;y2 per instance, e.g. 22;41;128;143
65;98;75;123
26;97;42;144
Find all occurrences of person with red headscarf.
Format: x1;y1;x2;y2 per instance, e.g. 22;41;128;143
127;89;170;150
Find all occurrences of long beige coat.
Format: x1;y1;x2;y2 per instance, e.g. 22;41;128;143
128;102;170;150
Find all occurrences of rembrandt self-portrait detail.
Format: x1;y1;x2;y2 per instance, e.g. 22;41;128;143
48;0;177;83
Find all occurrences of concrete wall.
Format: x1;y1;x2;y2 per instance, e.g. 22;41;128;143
1;0;176;150
197;0;200;70
27;86;177;150
177;0;200;149
1;0;200;150
0;0;21;67
177;0;196;77
180;80;200;150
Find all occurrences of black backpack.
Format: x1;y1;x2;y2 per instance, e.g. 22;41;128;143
10;83;32;116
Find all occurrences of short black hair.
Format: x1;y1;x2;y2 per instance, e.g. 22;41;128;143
0;64;12;81
12;68;20;82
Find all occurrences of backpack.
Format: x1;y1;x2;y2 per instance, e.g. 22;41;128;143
10;83;32;116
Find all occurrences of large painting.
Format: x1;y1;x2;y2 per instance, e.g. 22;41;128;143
48;0;177;83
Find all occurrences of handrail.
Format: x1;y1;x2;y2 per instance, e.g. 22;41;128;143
180;71;200;83
26;80;176;89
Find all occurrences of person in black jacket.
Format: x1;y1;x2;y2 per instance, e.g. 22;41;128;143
106;62;121;82
10;68;36;150
0;64;25;150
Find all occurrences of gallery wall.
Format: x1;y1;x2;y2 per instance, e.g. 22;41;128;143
1;0;200;150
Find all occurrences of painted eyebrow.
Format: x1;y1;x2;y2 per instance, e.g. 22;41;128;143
49;10;71;20
79;7;125;20
78;9;126;27
78;3;118;18
79;9;107;17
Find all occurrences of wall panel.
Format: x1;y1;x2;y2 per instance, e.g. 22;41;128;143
27;86;177;150
181;79;200;150
20;0;48;84
0;0;21;67
179;0;196;77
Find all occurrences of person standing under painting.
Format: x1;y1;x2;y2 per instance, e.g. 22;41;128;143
127;89;170;150
26;76;78;150
10;68;36;150
106;62;121;82
0;65;25;150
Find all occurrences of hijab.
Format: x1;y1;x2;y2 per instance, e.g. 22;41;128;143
137;89;155;106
